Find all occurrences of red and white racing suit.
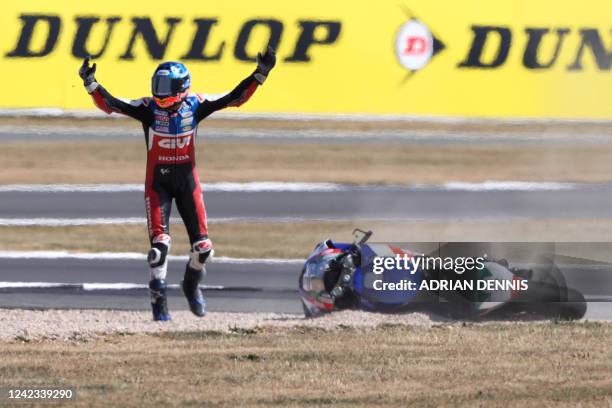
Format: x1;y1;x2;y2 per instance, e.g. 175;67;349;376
84;73;259;277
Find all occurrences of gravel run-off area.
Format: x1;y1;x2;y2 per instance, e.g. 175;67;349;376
0;309;436;342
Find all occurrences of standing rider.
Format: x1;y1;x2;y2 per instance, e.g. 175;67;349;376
79;47;276;321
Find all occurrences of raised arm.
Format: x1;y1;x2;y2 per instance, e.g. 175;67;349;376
195;47;276;122
79;57;151;123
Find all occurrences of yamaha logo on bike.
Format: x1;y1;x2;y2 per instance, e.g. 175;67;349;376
395;18;445;73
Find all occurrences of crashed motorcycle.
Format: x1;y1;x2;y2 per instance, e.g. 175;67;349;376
299;230;587;320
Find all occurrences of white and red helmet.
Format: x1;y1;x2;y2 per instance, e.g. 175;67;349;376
299;242;345;317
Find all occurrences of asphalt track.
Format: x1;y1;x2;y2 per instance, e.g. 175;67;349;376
0;257;302;314
2;124;612;320
2;184;612;221
1;257;611;319
2;183;612;319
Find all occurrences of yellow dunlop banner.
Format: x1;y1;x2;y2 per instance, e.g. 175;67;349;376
1;1;611;119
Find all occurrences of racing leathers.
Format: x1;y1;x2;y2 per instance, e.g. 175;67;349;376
83;73;260;280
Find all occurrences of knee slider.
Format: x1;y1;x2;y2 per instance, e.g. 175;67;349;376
148;234;171;280
148;234;171;267
148;244;168;268
189;238;213;270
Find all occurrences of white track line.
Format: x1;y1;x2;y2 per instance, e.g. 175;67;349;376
0;282;224;290
0;216;316;226
82;283;225;291
0;218;145;226
0;181;579;193
0;217;297;227
0;182;347;193
0;250;304;264
2;108;612;125
0;282;68;289
0;184;145;193
0;217;278;227
441;181;577;191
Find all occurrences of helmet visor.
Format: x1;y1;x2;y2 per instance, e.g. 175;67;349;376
152;75;186;97
154;95;182;108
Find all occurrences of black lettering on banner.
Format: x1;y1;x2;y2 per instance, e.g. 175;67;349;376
72;16;121;59
523;28;569;69
567;28;612;71
234;19;283;62
6;14;61;57
120;17;181;60
181;19;224;61
458;25;512;68
285;21;341;62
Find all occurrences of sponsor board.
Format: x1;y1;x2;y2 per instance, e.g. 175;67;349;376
0;1;611;118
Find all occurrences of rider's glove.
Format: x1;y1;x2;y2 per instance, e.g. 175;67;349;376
254;46;276;85
79;56;98;93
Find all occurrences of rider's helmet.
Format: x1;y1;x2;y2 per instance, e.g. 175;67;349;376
151;61;191;109
299;241;348;317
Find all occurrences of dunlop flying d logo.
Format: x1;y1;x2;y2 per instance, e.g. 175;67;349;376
395;8;445;80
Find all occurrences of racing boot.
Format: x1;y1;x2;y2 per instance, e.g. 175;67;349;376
149;278;171;321
182;265;206;317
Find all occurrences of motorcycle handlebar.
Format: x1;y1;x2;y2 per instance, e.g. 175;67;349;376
352;229;373;245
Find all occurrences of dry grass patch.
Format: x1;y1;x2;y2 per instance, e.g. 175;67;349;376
4;219;612;259
2;139;612;184
0;322;611;407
